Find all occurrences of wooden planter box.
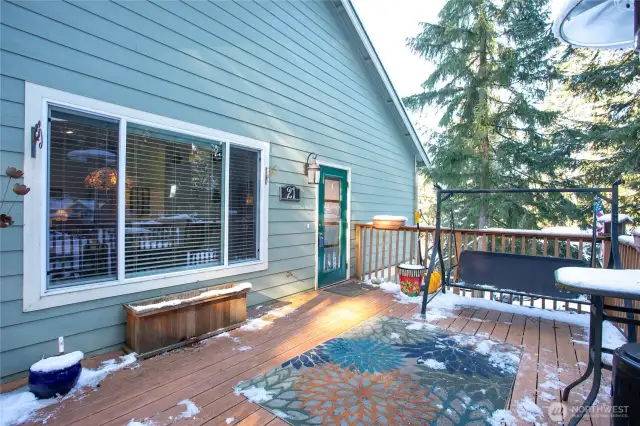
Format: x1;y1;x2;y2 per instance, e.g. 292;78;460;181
123;283;250;358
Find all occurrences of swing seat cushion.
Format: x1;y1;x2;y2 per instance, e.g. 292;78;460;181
455;251;587;301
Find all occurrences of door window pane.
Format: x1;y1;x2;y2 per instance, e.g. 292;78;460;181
324;178;340;201
228;147;259;262
323;177;342;272
47;108;120;288
125;124;224;276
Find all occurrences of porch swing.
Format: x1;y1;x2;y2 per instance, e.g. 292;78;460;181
420;181;624;317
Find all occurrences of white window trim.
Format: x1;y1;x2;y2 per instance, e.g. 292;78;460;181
23;83;270;312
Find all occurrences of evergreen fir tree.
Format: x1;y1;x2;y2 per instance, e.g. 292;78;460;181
559;49;640;221
404;0;584;229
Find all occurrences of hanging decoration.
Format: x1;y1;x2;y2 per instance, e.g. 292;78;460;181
1;167;30;228
84;167;133;190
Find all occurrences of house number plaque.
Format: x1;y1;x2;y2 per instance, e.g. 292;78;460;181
279;185;301;201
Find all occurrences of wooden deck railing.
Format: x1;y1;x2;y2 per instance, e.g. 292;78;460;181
355;222;640;338
354;223;611;311
604;239;640;338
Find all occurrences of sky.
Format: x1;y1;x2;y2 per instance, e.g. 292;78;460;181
351;0;448;134
351;0;446;98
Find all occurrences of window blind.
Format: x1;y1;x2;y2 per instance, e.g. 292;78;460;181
47;107;120;288
45;103;263;289
228;147;259;262
125;124;224;277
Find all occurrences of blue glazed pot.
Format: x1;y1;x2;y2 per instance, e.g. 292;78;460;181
28;361;82;399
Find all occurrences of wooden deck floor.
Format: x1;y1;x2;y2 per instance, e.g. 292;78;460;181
22;287;611;426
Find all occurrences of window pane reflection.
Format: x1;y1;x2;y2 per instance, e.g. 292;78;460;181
47;108;120;288
125;124;224;277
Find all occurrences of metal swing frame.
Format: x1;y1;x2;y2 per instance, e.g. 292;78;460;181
420;181;633;339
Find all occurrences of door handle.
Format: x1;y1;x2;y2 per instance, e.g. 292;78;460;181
318;232;324;248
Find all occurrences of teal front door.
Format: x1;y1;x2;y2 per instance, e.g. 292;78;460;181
318;166;348;287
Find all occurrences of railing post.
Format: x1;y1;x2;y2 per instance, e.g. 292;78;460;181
394;229;400;282
355;224;361;280
402;230;407;264
368;226;373;281
374;229;379;279
387;230;392;282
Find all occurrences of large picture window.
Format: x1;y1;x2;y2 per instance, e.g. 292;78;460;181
25;84;269;308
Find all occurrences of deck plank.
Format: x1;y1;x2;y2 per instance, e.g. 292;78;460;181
570;323;600;426
265;419;289;426
475;308;500;338
380;299;419;319
488;311;513;342
92;291;402;426
504;313;527;347
447;308;477;333
536;319;560;424
201;400;261;426
233;408;276;426
461;308;489;335
429;307;464;329
125;291;329;378
398;303;420;320
37;290;393;425
13;289;615;426
569;324;613;426
509;317;540;425
555;322;593;425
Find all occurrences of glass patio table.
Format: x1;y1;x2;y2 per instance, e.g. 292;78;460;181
555;267;640;426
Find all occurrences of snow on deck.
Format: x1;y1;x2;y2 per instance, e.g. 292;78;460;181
0;353;138;426
378;277;628;358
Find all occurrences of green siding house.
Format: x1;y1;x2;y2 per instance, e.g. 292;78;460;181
0;0;428;381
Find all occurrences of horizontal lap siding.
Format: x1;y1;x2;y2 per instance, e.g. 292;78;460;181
0;0;416;380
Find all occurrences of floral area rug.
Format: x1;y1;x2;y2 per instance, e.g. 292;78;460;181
234;315;522;425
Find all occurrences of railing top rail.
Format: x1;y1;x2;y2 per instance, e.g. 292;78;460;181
354;223;609;241
439;187;614;195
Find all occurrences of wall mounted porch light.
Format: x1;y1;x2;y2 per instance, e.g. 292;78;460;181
305;153;320;185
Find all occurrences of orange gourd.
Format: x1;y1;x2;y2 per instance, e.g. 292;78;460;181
427;270;441;294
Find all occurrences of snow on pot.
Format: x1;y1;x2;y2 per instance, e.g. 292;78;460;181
28;351;83;399
372;215;407;230
397;263;426;297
